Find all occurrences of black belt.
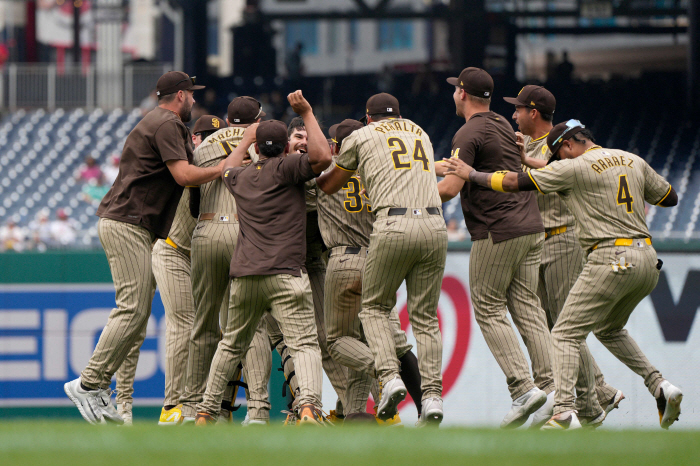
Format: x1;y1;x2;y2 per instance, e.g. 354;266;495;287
387;207;440;216
344;247;362;254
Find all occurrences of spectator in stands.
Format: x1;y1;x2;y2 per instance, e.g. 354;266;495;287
0;218;27;252
377;64;395;94
103;154;120;185
50;209;78;247
28;210;53;251
447;218;467;242
556;51;574;84
77;156;103;182
286;42;304;81
80;174;110;206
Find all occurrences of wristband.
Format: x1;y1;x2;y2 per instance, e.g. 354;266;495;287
490;171;510;193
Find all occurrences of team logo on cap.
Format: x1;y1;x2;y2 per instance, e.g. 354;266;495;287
234;119;240;123
212;118;220;128
387;107;393;112
484;92;490;97
531;101;536;106
265;141;273;145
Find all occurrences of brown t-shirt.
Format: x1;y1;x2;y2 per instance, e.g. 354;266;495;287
97;107;192;238
452;111;543;242
223;152;317;278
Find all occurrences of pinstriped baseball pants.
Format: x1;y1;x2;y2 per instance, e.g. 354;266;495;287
552;244;664;415
81;218;157;389
324;248;413;414
361;212;447;400
197;273;323;416
538;229;618;417
470;232;555;400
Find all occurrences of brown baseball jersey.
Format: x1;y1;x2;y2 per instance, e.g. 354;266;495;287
528;147;672;250
522;134;575;229
336;118;442;210
97;107;192;239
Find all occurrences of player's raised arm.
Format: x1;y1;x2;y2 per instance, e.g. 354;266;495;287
288;90;331;174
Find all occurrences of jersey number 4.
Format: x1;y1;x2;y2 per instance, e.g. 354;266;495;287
387;137;430;171
617;174;634;213
343;177;372;213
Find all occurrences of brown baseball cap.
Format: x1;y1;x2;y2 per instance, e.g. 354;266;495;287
193;115;226;134
365;93;400;117
329;119;363;148
503;85;556;115
256;120;288;148
228;96;266;124
446;67;493;99
155;71;204;97
546;119;586;163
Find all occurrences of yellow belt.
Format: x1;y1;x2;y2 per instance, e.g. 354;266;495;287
544;225;567;239
591;238;652;251
165;237;178;249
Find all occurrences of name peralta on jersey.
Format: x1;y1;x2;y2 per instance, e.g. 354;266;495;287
335;118;442;211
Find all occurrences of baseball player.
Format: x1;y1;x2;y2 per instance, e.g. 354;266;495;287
318;119;423;421
441;120;683;430
195;92;331;425
112;115;225;426
317;93;447;425
435;68;555;429
504;85;623;426
287;116;350;419
179;98;272;425
64;71;222;425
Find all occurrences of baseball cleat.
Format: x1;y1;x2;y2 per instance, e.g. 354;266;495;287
656;380;683;429
64;378;123;425
500;387;547;429
194;412;217;426
602;390;625;416
541;411;582;430
327;410;345;425
530;390;555;429
118;402;133;426
218;409;232;424
373;406;403;427
241;413;268;426
415;397;443;427
181;416;195;425
376;376;407;421
298;404;324;426
158;404;183;426
579;411;606;429
282;410;298;426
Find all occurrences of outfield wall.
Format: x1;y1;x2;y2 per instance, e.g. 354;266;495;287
0;251;698;428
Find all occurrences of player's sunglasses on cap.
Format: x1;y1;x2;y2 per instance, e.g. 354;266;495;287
156;71;205;96
547;119;586;163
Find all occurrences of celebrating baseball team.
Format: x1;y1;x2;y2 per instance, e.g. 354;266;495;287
63;66;684;431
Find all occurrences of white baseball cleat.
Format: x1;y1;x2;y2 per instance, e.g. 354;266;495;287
415;397;443;427
64;378;104;425
64;378;123;425
603;390;625;416
376;376;407;421
656;380;683;429
541;410;582;430
530;390;555;429
118;402;133;426
501;387;547;429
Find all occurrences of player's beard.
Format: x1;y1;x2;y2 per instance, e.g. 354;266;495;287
180;101;193;122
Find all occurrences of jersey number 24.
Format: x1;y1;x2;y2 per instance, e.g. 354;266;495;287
387;137;430;172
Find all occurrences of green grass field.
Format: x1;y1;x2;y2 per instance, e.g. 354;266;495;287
1;422;698;466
